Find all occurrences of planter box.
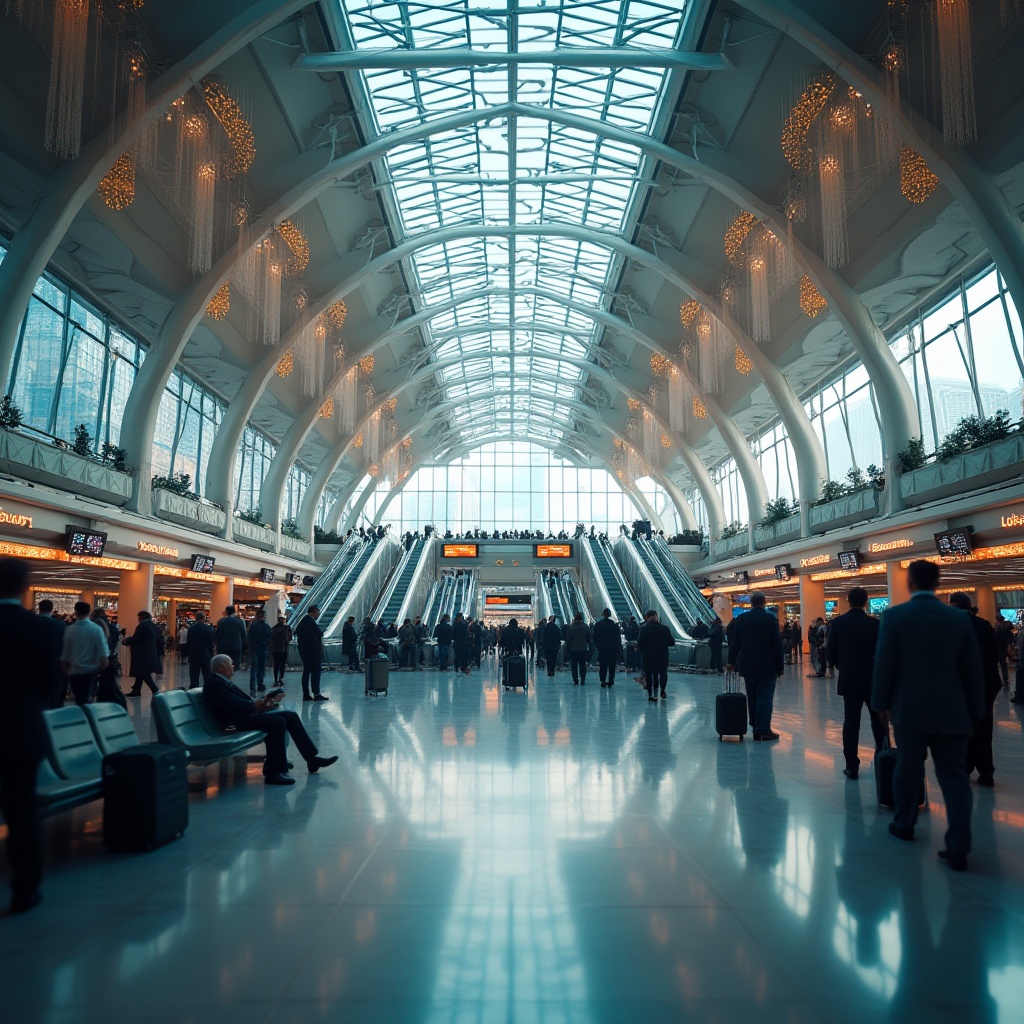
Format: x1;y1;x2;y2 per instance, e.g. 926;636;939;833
754;514;801;550
900;434;1024;506
152;487;226;535
0;429;133;505
712;532;749;560
314;543;343;563
809;487;881;533
233;517;276;551
280;534;312;561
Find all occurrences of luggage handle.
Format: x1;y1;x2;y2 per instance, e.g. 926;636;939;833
724;668;739;693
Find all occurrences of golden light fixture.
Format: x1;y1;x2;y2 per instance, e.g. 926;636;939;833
274;220;310;277
123;43;147;82
900;146;940;203
784;189;808;224
881;39;904;75
359;354;375;375
829;102;855;131
275;351;294;377
325;300;347;329
781;71;836;173
679;298;700;327
692;397;707;420
206;282;230;320
182;113;207;140
799;274;828;317
401;437;412;449
650;353;669;377
735;345;752;375
319;397;334;419
98;153;135;210
353;432;364;448
660;433;673;449
724;211;756;265
696;309;712;340
613;437;624;449
384;397;398;412
202;78;255;180
627;398;641;412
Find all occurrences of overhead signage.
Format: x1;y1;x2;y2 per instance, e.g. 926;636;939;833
837;550;861;572
0;541;137;571
66;528;107;557
485;594;532;606
1000;512;1024;528
799;553;830;568
138;541;179;558
751;567;776;578
154;565;227;583
934;527;973;558
868;537;914;554
443;544;478;558
285;572;301;586
190;554;217;573
774;563;792;581
535;543;573;558
0;506;32;528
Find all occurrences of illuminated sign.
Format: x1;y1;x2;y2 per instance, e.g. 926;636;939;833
138;541;179;558
0;506;32;528
534;544;573;558
485;594;532;606
809;563;887;582
837;550;860;572
443;544;478;558
1001;513;1024;528
800;553;830;568
774;563;792;581
486;596;509;605
190;554;217;573
751;567;776;578
868;537;914;554
0;541;137;571
934;527;974;558
233;576;279;590
154;565;227;583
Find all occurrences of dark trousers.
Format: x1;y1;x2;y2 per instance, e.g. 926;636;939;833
744;674;777;733
842;694;887;769
127;672;159;695
300;660;322;697
272;652;287;682
400;646;415;669
234;710;317;775
569;651;588;684
709;642;723;674
645;659;668;696
967;700;996;778
96;664;126;707
597;651;616;685
188;659;210;689
249;649;268;691
68;671;98;706
0;757;43;903
455;643;471;672
543;647;559;677
996;656;1008;688
892;727;972;854
436;644;450;670
345;646;360;671
1014;666;1024;702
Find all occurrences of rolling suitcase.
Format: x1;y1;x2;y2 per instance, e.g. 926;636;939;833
103;744;188;852
365;652;389;696
716;670;747;741
503;654;527;690
875;735;927;808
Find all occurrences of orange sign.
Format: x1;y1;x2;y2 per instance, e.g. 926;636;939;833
535;544;572;558
486;596;509;605
443;544;478;558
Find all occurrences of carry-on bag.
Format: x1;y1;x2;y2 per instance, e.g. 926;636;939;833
503;654;527;690
716;669;748;741
875;734;927;808
365;652;389;696
103;744;188;852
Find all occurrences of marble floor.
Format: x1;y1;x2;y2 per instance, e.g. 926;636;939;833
2;656;1024;1024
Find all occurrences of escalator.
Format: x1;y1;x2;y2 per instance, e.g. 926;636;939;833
639;538;714;628
627;538;698;633
371;538;428;625
288;533;363;622
583;536;642;623
317;539;380;629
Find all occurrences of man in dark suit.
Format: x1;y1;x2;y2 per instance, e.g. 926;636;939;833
0;558;62;912
295;606;327;701
341;615;360;672
636;610;675;701
186;611;215;689
213;605;247;670
203;654;336;785
872;561;983;870
592;608;622;687
37;598;68;707
540;615;562;678
727;592;784;740
827;587;885;780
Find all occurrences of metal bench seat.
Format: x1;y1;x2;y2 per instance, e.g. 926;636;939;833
152;690;266;763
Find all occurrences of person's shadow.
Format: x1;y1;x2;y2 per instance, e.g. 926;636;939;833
595;686;623;767
637;702;675;787
733;753;788;870
358;698;394;764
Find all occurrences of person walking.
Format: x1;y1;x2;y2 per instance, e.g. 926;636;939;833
414;615;427;666
37;599;68;707
123;610;164;697
270;614;292;684
623;616;640;672
91;608;125;707
541;615;562;678
872;561;983;871
827;587;885;780
295;606;327;701
636;610;675;702
186;611;215;689
433;614;454;671
708;617;725;675
398;618;417;670
453;612;471;676
566;612;592;686
247;609;272;693
341;615;360;672
59;601;109;706
726;593;784;739
592;608;621;688
214;605;247;670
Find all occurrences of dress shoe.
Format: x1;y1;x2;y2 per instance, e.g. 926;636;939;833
938;849;968;871
753;731;780;742
264;773;295;786
976;774;994;787
660;690;667;700
302;695;314;701
307;755;339;774
843;767;859;780
313;693;329;701
648;695;658;703
125;691;141;698
9;890;42;914
888;822;914;841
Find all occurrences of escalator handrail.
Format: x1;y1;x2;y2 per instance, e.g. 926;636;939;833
634;538;693;624
288;533;361;620
649;536;715;624
369;538;420;623
639;538;707;626
422;581;442;631
395;535;435;624
595;537;644;622
614;538;688;638
580;537;618;621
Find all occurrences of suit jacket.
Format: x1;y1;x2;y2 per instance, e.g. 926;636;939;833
871;593;984;735
186;621;215;665
124;618;164;677
728;607;784;679
433;621;453;644
203;672;260;730
0;605;63;761
966;613;1001;703
826;607;880;701
541;620;563;649
294;614;324;661
341;621;358;651
214;615;247;654
636;620;676;666
248;619;272;652
592;616;621;655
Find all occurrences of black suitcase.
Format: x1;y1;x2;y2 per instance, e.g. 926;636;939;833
875;738;927;808
716;670;748;741
103;744;188;852
365;652;389;696
503;654;527;690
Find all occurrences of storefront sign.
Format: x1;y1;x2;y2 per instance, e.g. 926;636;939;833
153;565;227;583
1000;512;1024;529
868;537;914;554
751;567;775;578
138;541;179;558
799;553;830;568
0;506;32;528
0;541;137;570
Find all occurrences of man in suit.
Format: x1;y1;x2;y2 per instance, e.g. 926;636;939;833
872;560;983;870
203;655;336;785
186;611;215;689
540;615;562;678
37;598;68;707
213;605;247;670
295;606;327;701
827;587;885;780
0;558;62;912
636;609;676;702
341;615;360;672
592;608;621;687
247;608;272;693
727;592;784;740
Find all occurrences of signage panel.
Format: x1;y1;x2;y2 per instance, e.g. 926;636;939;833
534;543;573;558
138;541;178;558
443;543;478;558
935;527;973;558
837;550;861;571
190;554;217;573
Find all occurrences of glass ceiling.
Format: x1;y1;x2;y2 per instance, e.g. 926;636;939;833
338;0;692;455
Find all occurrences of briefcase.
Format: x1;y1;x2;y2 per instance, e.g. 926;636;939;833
875;736;927;808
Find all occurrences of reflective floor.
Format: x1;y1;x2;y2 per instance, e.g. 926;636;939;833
3;657;1024;1023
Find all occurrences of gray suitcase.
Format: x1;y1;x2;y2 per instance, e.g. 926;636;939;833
365;653;389;696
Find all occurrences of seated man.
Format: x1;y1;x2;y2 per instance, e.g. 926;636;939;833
203;654;337;786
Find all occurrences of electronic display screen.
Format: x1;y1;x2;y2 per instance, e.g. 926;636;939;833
934;528;973;558
66;528;107;557
259;568;276;584
443;544;478;558
774;563;792;581
285;572;301;586
734;571;749;585
534;544;573;558
190;554;216;573
485;595;532;606
302;575;317;586
837;550;861;571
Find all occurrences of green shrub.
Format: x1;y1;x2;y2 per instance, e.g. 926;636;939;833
72;424;93;458
151;472;194;497
314;524;343;544
936;411;1014;462
100;442;128;473
896;438;927;472
817;480;847;504
759;497;800;527
0;394;24;429
720;521;746;539
238;508;267;527
281;517;302;539
673;528;704;545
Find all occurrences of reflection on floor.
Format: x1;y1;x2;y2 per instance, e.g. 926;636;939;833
3;657;1024;1023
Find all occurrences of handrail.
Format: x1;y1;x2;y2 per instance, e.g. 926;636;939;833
289;533;362;620
534;572;553;620
650;536;715;625
611;536;688;638
635;538;693;625
422;580;442;630
396;535;436;624
369;538;420;623
323;533;402;638
596;536;644;621
580;537;617;619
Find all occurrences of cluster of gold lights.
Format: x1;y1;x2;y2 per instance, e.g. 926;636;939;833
206;282;230;320
325;300;347;329
660;432;673;449
401;437;412;449
900;147;940;203
367;462;379;477
734;345;752;375
201;79;255;180
319;397;334;419
98;153;135;210
799;274;828;318
679;298;700;327
359;354;375;375
692;397;707;419
275;351;294;378
723;211;757;266
352;432;364;448
612;437;624;449
383;397;398;412
650;353;670;377
780;71;836;173
274;221;309;277
626;398;641;412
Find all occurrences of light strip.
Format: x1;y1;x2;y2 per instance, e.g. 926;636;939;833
901;541;1024;569
810;564;888;582
153;565;227;583
0;541;138;571
232;577;279;590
